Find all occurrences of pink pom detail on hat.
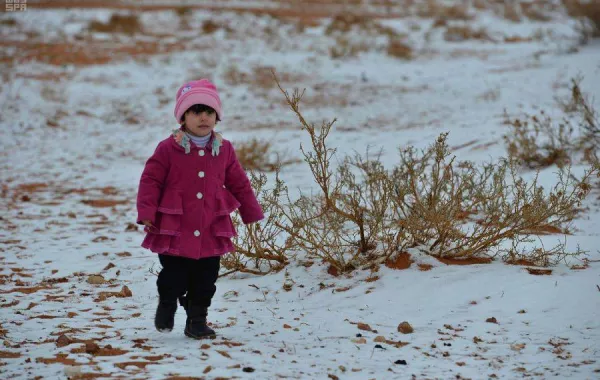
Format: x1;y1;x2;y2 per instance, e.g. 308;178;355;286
174;79;222;122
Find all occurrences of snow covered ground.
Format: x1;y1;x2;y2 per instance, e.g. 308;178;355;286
1;2;599;379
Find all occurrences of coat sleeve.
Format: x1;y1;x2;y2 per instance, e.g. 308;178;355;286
224;143;264;224
136;142;169;225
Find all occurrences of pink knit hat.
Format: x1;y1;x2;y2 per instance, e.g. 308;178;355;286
174;79;222;122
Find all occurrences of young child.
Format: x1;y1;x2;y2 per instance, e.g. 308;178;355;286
136;79;264;339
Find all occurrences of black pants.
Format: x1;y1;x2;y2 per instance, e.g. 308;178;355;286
156;254;220;309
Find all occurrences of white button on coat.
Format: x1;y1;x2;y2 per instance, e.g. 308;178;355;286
198;171;205;178
196;192;203;199
198;150;205;156
194;230;200;237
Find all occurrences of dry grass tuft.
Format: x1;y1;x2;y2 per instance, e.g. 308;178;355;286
324;12;398;38
478;88;501;102
521;3;553;22
417;0;474;21
471;0;559;23
1;18;17;26
503;3;523;23
432;18;448;28
234;138;300;172
506;76;599;168
325;12;368;35
174;6;192;18
329;37;370;59
503;112;573;169
324;11;411;59
88;13;142;35
504;35;534;43
559;77;600;154
562;0;600;39
224;65;306;89
444;26;493;42
201;19;229;34
472;0;489;11
387;40;414;60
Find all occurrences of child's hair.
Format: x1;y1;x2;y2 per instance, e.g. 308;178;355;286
180;104;221;123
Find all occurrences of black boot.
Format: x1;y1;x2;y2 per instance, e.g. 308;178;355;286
154;299;177;333
184;300;216;339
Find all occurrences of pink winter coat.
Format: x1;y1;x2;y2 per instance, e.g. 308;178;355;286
136;129;264;260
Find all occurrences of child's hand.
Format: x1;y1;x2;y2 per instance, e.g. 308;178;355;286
141;220;153;227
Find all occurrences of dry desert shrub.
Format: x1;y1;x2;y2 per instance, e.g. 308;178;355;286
478;88;501;102
325;12;368;35
387;40;414;60
521;2;553;22
1;18;17;26
223;169;296;275
268;73;596;271
223;65;248;87
329;37;372;59
563;0;600;38
325;11;413;60
391;134;595;265
201;19;234;35
557;76;600;153
444;25;493;42
503;112;574;169
201;20;221;34
471;0;558;23
416;0;474;21
224;65;305;89
325;12;398;37
88;13;142;35
502;236;585;267
269;79;408;273
472;0;489;11
502;2;523;23
174;6;192;18
224;73;598;275
505;76;599;168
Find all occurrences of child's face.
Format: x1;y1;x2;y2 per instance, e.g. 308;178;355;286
181;105;217;137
